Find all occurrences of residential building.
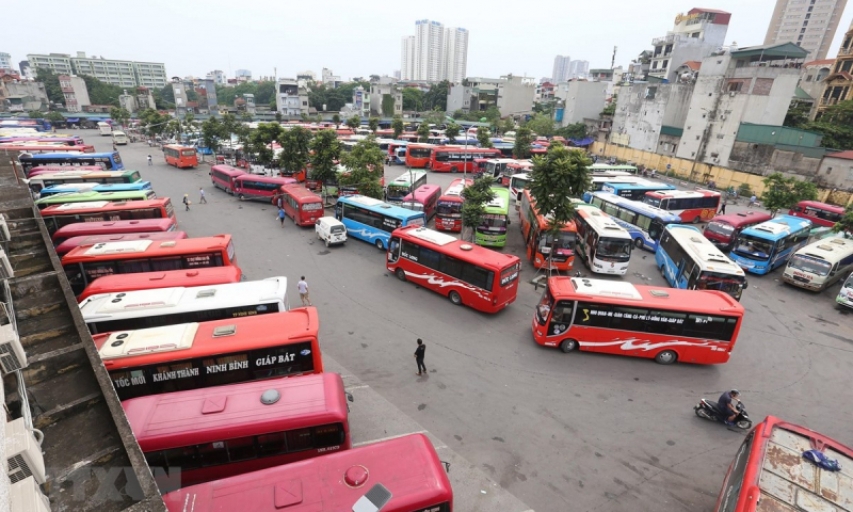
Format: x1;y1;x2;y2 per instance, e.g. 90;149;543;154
58;74;90;112
649;8;731;82
672;61;702;83
394;70;401;79
443;27;469;83
352;85;369;116
764;0;849;60
536;81;556;102
196;78;218;111
71;53;136;88
0;78;49;112
401;20;469;82
797;58;835;112
369;77;403;117
817;150;853;189
610;83;695;154
18;60;33;79
552;55;572;82
401;36;416;81
27;52;166;87
447;75;535;117
172;78;190;116
243;93;256;114
276;78;309;117
554;81;609;127
817;20;853;115
0;52;11;70
235;69;252;79
26;53;73;75
589;69;614;81
417;19;445;81
207;69;226;84
322;67;342;88
569;60;590;79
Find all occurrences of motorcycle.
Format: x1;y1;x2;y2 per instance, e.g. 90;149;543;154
693;398;752;430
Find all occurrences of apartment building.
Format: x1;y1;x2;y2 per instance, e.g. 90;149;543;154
27;52;167;87
58;74;91;112
648;8;731;82
400;20;469;82
764;0;849;60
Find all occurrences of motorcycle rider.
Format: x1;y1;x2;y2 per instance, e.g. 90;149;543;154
718;389;740;426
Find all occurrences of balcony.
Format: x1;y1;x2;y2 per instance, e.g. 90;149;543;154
652;33;677;46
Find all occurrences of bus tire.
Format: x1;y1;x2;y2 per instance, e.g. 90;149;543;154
448;290;462;305
634;238;644;249
395;268;406;281
375;239;385;251
692;216;701;224
560;339;578;353
238;194;244;201
450;166;459;173
654;350;677;365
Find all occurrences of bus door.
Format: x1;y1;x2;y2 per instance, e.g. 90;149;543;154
686;265;700;289
544;300;578;338
388;236;402;263
675;258;688;284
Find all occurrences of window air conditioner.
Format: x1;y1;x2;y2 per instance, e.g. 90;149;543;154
0;247;13;279
0;214;10;242
0;304;26;374
10;476;51;512
6;417;46;484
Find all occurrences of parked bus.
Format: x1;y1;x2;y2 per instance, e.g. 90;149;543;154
703;212;773;251
274;184;324;226
233;175;297;202
39;180;154;198
582;176;657;202
51;217;178;245
78;266;243;302
519;189;576;272
601;180;676;201
163;144;198;169
125;373;351;491
587;163;638;174
61;234;235;296
533;276;745;364
0;136;84;146
656;225;747;300
573;204;633;275
57;231;188;258
712;415;853;512
385;170;428;204
35;189;157;210
500;161;533;186
509;173;532;201
111;131;129;145
400;184;441;221
729;215;812;275
643;189;721;223
92;308;322;400
387;140;408;164
587;192;683;252
482;158;517;181
404;143;434;168
788;200;845;228
836;270;853;308
161;433;452;512
81;276;288;334
209;164;246;194
98;121;112;135
0;143;95;155
26;164;104;176
428;146;501;173
40;198;176;235
435;178;472;233
388;226;520;312
474;187;511;248
26;169;141;194
335;195;425;250
494;142;515;157
781;237;853;291
20;151;124;175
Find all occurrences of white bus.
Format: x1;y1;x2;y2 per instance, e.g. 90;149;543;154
782;237;853;292
79;277;289;334
112;131;129;145
573;204;633;275
98;122;112;136
509;173;532;201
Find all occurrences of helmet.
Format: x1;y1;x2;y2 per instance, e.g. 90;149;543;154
730;389;740;396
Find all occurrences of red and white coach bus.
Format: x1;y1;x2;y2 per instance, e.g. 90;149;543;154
162;433;453;512
404;143;434;168
56;231;188;257
274;184;324;226
533;276;745;364
643;189;721;224
401;183;441;221
40;198;176;235
387;226;521;313
788;200;845;228
78;267;244;302
124;373;351;491
51;218;178;245
428;145;501;173
92;308;323;400
209;164;246;195
435;178;472;232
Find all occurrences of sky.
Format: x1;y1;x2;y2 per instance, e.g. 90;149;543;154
5;0;853;81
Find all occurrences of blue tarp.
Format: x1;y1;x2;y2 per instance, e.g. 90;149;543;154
65;118;79;123
568;137;594;146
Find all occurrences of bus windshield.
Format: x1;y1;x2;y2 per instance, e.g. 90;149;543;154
535;289;554;326
597;237;632;260
541;230;576;254
437;200;461;216
733;235;774;260
480;213;507;230
699;271;747;294
787;254;832;276
706;221;735;237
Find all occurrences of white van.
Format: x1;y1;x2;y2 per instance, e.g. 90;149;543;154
315;217;347;247
112;131;129;145
97;122;112;136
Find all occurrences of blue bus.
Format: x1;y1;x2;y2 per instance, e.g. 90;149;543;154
20;151;124;176
729;215;813;275
493;143;514;158
587;192;683;252
600;181;676;201
39;181;153;198
335;195;426;250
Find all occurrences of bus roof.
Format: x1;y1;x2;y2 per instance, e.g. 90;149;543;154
405;184;441;202
645;188;720;198
23;151;116;159
337;195;424;219
52;218;176;241
390;170;427;185
604;181;676;191
740;215;813;242
665;225;745;276
234;174;296;185
440;178;472;198
162;433;451;512
163;144;194;150
590;192;683;221
280;184;321;201
484;187;510;212
796;200;845;212
62;234;230;262
575;205;631;240
396;226;520;269
35;190;150;205
57;232;187;256
794;237;853;263
588;163;638;171
78;267;243;302
548;276;743;312
123;373;347;451
707;211;773;229
41;197;170;216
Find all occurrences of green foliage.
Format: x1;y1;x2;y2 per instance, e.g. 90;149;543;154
241;112;253;122
417;123;430;142
422;110;446;127
529;143;592;236
760;173;819;216
737;183;753;197
785;99;853;150
35;68;64;105
213;81;275;107
109;107;131;127
138;108;170;137
45;111;65;123
402;88;424;111
332;114;342;128
164;119;182;139
309;130;342;196
368;117;380;134
555;122;588;141
391;116;404;139
346;115;361;131
833;205;853;235
423;80;449;111
513;127;534;159
461;176;497;241
279;127;313;174
500;117;515;135
249;122;284;168
182;113;199;137
525;113;555;137
601;96;617;116
381;95;395;117
78;75;124;106
220;113;238;139
340;137;385;199
784;101;811;128
153;85;175;110
200;117;226;160
483;106;502;127
445;123;461;143
532;101;557;116
477;127;493;148
28;111;44;118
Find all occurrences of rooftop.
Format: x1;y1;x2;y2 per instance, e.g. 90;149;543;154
731;42;809;60
827;150;853;160
803;59;836;67
682;61;702;71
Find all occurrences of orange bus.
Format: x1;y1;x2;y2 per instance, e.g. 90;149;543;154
275;184;324;226
435;178;473;232
428;146;502;173
209;164;246;195
163;144;199;169
61;234;236;297
519;189;577;271
77;266;244;302
40;198;176;235
92;308;323;400
404;143;434;168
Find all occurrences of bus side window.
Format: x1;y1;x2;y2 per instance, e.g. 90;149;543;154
388;237;401;262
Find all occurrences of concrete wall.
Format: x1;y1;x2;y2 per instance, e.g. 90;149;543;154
818;156;853;190
497;76;535;117
611;83;692;153
560;81;607;126
446;84;471;112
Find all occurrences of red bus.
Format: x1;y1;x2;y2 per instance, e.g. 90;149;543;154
713;415;853;512
399;131;420;142
51;218;178;245
274;184;324;226
163;144;199;169
387;225;521;313
209;164;246;195
428;146;502;173
643;189;721;223
40;198;176;235
0;143;95;154
533;276;745;364
788;200;845;228
56;231;188;257
404;143;435;168
61;234;236;297
0;136;85;146
472;158;489;178
77;266;243;302
519;189;576;272
26;165;105;177
124;373;350;491
162;433;453;512
233;175;296;202
435;178;473;232
278;166;307;182
500;161;533;186
401;184;441;221
92;308;322;400
703;211;773;251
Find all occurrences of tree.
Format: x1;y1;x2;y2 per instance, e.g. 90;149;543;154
833;205;853;236
27;111;44;118
35;68;64;105
279;126;313;175
200;117;226;162
483;106;502;128
220;113;238;142
423;80;449;111
164;119;182;140
249;122;284;169
340;137;385;200
477;127;493;148
138;108;169;138
241;112;253;123
760;173;819;217
513;127;534;159
381;94;395;117
423;109;447;128
500;117;515;135
601;96;617;116
461;176;497;241
391;116;404;139
109;107;131;128
445;123;461;143
309;129;342;201
346;115;360;132
368;117;380;134
556;122;588;141
784;100;811;128
183;113;199;139
784;99;853;149
525;113;555;137
332;114;342;129
45;111;65;124
417;122;430;142
402;88;424;111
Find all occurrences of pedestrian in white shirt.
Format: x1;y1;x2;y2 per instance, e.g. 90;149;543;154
297;276;312;306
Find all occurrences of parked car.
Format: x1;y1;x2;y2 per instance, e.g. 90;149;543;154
315;217;347;247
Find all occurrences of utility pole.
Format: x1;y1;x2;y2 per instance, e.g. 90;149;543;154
611;46;618;71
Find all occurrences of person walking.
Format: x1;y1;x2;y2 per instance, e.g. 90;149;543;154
414;338;427;376
199;187;207;204
748;194;757;208
182;194;190;211
719;196;727;215
278;208;286;227
147;155;153;166
297;276;312;306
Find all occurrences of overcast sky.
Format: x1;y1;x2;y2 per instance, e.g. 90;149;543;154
5;0;852;81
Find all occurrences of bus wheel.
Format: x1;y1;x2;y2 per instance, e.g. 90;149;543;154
654;350;677;365
634;238;644;249
450;167;459;173
375;239;385;251
560;339;578;353
448;290;462;305
396;268;406;281
693;216;701;224
238;194;244;201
